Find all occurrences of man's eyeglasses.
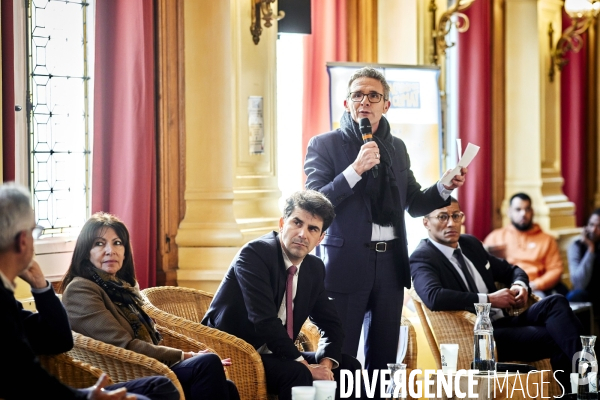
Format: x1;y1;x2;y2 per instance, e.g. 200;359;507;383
348;91;385;103
32;225;45;239
428;212;465;224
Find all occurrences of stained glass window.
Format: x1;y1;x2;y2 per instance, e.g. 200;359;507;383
26;0;92;235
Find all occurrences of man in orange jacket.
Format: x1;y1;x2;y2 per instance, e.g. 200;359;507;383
484;192;567;297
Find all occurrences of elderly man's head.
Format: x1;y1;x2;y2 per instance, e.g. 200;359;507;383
344;67;391;134
0;183;37;271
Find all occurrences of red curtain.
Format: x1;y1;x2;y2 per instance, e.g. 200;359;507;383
92;1;156;289
457;0;492;240
2;0;15;182
560;11;587;227
301;0;347;184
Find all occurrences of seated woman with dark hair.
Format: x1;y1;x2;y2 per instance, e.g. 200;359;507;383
60;212;239;400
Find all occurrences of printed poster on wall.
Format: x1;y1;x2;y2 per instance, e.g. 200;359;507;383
327;62;442;255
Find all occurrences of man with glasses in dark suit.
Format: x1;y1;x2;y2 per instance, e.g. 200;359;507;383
410;197;583;390
304;66;467;395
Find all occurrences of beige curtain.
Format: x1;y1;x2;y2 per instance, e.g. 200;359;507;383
347;0;378;63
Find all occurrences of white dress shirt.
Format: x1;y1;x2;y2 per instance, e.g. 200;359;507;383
429;240;507;320
343;165;453;241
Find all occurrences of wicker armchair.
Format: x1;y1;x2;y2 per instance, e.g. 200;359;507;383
66;330;186;399
142;287;268;400
39;352;108;389
409;288;559;397
143;286;315;351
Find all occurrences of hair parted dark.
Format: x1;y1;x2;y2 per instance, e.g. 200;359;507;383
283;190;336;232
509;192;532;205
425;196;459;218
591;208;600;219
59;212;136;293
347;67;391;100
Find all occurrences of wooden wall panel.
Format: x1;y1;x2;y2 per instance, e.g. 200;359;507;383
492;0;506;229
155;0;185;286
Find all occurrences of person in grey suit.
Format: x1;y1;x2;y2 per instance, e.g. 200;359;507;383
410;197;583;389
304;66;467;389
202;190;365;400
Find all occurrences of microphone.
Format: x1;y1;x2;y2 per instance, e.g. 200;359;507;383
359;118;378;178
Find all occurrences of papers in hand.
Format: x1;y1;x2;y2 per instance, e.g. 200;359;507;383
440;142;480;186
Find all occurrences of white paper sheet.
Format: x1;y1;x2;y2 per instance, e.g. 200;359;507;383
440;142;480;186
248;96;264;154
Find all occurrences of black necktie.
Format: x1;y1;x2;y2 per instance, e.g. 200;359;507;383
453;249;478;293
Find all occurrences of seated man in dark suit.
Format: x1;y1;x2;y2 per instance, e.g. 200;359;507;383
409;197;583;389
202;190;364;400
0;182;179;400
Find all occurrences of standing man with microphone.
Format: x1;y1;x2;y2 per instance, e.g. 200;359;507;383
304;66;467;397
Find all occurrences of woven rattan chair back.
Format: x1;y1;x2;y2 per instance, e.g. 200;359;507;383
143;286;212;323
141;289;268;400
409;288;475;370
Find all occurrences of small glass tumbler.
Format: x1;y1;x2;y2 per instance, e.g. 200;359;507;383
387;363;407;399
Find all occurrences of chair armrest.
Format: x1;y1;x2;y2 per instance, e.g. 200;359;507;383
156;324;229;379
156;324;217;355
450;310;477;324
142;301;268;400
39;352;107;389
67;331;185;399
400;316;418;371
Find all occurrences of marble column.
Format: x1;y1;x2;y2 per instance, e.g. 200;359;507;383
504;0;576;232
177;0;243;293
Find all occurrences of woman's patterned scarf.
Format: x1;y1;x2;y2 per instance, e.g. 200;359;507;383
81;261;162;345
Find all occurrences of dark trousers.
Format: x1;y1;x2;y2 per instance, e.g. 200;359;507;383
171;353;240;400
493;294;583;389
567;289;591;303
261;351;364;400
80;376;180;400
327;249;403;377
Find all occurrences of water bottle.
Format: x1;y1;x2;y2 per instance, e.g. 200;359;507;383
473;303;496;373
578;335;598;400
